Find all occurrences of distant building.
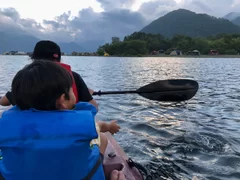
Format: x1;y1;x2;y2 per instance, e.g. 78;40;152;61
209;49;219;55
159;49;165;54
150;50;158;55
150;49;165;55
15;51;26;55
187;50;201;56
3;51;27;55
9;51;18;55
170;50;182;56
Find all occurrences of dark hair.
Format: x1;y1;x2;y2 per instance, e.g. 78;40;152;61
11;60;73;110
30;40;61;62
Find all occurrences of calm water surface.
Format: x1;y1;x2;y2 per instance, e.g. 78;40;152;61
0;56;240;180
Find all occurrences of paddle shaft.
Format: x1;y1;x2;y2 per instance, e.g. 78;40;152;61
93;89;195;95
93;90;136;95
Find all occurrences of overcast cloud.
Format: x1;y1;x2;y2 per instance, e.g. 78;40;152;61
0;0;240;50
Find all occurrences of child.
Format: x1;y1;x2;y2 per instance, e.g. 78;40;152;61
0;60;125;180
0;40;98;110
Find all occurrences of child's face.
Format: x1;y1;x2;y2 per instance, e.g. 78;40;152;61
56;87;76;110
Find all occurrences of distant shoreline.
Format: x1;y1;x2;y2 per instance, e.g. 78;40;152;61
1;54;240;58
145;55;240;58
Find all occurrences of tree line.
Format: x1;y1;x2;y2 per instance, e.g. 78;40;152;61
97;32;240;56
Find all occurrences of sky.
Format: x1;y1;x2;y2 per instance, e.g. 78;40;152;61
0;0;240;49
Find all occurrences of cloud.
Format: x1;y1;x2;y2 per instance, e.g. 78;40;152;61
0;5;145;50
41;7;146;46
181;0;237;17
0;7;20;21
96;0;137;10
231;0;240;12
191;1;213;12
0;7;44;37
139;0;177;20
0;0;240;51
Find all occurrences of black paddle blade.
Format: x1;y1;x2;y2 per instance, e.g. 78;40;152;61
136;79;198;101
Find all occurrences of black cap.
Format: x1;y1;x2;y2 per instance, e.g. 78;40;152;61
31;40;61;62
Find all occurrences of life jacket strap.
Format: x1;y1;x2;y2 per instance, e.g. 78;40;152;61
82;156;102;180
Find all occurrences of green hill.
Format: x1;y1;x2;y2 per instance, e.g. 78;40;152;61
141;9;240;37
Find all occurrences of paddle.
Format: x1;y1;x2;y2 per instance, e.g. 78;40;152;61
0;79;198;102
93;79;198;102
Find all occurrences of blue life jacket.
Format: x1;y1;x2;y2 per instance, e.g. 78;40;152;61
0;102;105;180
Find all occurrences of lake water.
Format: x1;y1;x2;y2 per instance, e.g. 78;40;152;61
1;56;240;180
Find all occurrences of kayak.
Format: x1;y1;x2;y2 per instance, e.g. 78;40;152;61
103;132;145;180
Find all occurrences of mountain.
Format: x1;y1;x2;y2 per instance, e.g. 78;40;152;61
0;24;87;54
80;40;106;53
0;31;39;53
141;9;240;37
223;12;240;26
223;12;240;21
0;32;86;54
232;16;240;26
57;42;87;54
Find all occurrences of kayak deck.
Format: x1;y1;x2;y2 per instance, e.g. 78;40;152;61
103;132;144;180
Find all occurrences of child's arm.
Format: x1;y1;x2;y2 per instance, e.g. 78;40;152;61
88;88;94;95
0;95;11;106
97;120;120;134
